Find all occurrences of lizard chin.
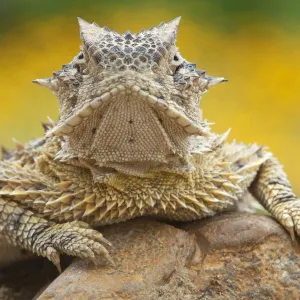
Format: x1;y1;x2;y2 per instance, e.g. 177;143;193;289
51;84;209;177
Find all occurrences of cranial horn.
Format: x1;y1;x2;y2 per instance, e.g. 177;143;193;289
154;16;181;46
32;78;52;89
206;76;228;88
77;17;111;54
77;17;91;33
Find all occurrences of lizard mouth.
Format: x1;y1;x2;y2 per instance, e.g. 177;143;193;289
46;84;209;138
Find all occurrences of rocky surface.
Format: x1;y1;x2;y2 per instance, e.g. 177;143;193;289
35;212;300;300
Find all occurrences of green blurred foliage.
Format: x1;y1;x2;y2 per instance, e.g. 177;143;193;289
1;0;300;35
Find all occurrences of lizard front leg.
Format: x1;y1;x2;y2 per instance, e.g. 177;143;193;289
249;157;300;240
0;198;113;271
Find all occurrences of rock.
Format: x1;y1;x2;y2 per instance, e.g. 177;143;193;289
37;213;300;300
180;213;300;299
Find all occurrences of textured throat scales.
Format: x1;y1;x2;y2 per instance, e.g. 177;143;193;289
62;85;194;176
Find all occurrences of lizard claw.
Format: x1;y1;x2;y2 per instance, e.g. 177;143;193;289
274;199;300;242
34;221;114;270
46;246;62;273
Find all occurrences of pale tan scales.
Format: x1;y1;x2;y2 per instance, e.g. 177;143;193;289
0;17;299;271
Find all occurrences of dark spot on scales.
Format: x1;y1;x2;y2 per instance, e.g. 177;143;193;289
69;95;77;106
129;138;134;143
128;119;133;124
75;64;80;73
92;128;97;134
156;78;164;86
236;161;245;168
35;183;47;190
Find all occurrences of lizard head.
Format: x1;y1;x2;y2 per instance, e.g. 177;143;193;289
34;17;226;176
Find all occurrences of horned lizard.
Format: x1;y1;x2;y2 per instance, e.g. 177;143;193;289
1;17;299;272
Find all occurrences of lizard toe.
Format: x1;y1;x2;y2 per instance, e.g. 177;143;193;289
275;200;300;241
35;221;113;268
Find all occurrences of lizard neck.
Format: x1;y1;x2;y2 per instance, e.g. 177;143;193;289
41;124;222;181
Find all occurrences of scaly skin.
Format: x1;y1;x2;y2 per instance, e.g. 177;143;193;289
0;17;299;271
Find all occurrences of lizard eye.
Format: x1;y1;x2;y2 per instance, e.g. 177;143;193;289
73;52;86;73
77;53;84;59
170;52;184;74
74;64;81;73
172;54;183;64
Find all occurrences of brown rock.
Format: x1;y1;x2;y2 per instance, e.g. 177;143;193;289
181;213;300;299
37;213;300;300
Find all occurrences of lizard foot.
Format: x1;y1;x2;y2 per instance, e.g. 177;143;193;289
273;199;300;242
33;221;113;272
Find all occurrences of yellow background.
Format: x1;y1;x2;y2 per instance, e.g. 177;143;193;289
0;1;299;193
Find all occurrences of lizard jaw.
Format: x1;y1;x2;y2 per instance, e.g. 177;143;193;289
46;84;210;138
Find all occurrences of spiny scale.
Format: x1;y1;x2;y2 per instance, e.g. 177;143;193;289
1;16;298;270
0;154;246;225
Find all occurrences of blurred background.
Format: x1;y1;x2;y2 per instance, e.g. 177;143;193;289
0;0;299;193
